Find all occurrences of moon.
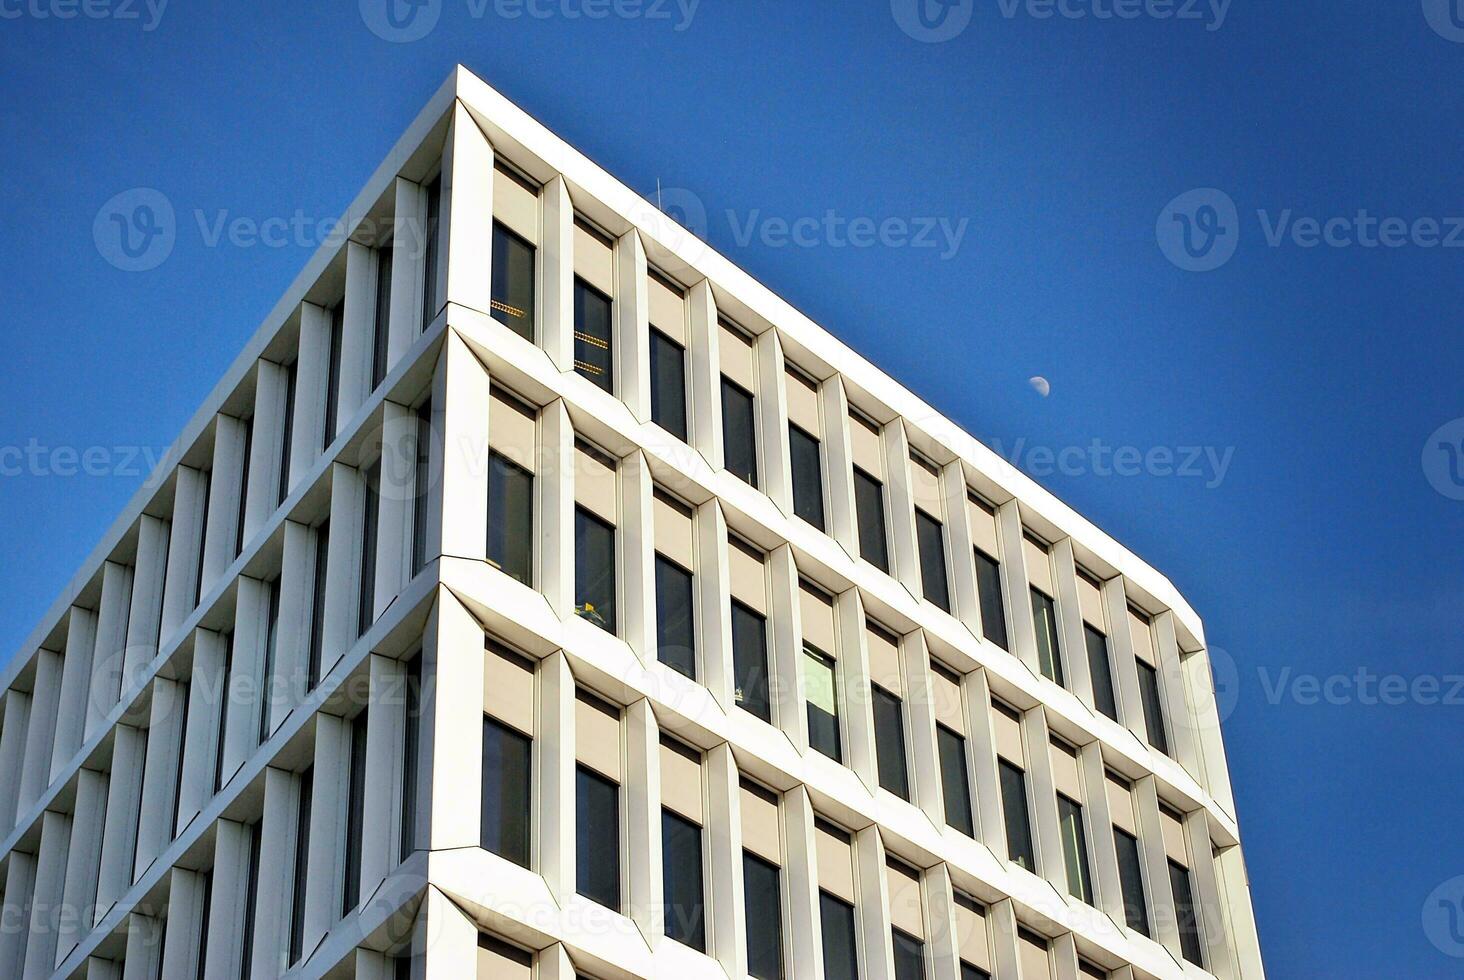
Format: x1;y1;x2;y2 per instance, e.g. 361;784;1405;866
1028;376;1051;398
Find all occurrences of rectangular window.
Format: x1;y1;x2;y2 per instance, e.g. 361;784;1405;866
1058;795;1094;904
962;966;993;980
341;708;369;916
999;760;1036;871
576;765;620;910
307;520;329;690
235;418;253;558
974;549;1008;649
731;599;771;722
789;424;825;530
804;645;840;762
194;470;211;609
400;652;421;863
214;631;234;793
482;716;532;868
358;463;380;638
743;851;783;979
662;809;706;951
819;891;859;980
279;361;297;507
1030;588;1064;686
853;468;889;572
410;400;432;577
1114;827;1149;936
574;507;616;633
873;685;910;800
893;929;926;980
195;869;212;980
258;580;280;743
241;820;261;980
492;221;536;341
650;329;689;441
937;724;974;837
655;555;695;680
721;378;758;487
487;452;534;585
573;277;613;391
1085;625;1119;721
916;510;950;611
323;303;343;451
1170;860;1204;965
1079;960;1108;979
371;246;393;390
288;767;312;967
420;175;441;332
1137;661;1170;755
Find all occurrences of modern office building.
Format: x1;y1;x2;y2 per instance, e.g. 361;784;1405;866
0;66;1265;980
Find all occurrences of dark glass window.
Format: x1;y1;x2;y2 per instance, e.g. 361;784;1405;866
278;361;297;506
743;852;783;980
721;378;758;486
573;277;613;391
487;452;534;585
258;581;280;743
492;221;536;341
420;175;441;332
358;463;380;639
819;891;859;980
789;425;825;530
1030;588;1064;686
371;245;393;390
1079;960;1109;979
731;600;771;721
804;646;840;762
213;631;234;793
323;303;343;451
482;717;532;868
662;810;706;951
1114;827;1149;936
307;520;329;690
574;507;616;633
1137;661;1170;755
288;767;312;966
400;653;421;863
916;510;950;612
853;467;889;572
937;724;974;837
999;760;1035;871
235;418;253;558
1085;625;1119;721
410;400;432;577
655;556;695;679
1170;860;1204;965
241;820;261;980
342;708;369;915
650;329;689;441
193;470;211;609
195;869;212;980
873;685;910;800
961;965;992;980
1058;794;1094;904
576;765;620;910
893;928;926;980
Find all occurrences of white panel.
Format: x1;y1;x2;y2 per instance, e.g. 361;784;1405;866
910;454;943;517
815;822;856;903
866;621;903;698
1162;806;1189;866
967;493;1000;558
1077;572;1106;629
719;321;755;391
800;582;836;655
1128;606;1157;666
1018;931;1053;980
653;492;694;569
932;665;965;734
493;164;540;245
850;411;883;476
574;442;617;523
728;537;767;615
786;369;820;435
484;645;535;736
660;741;703;824
1024;535;1054;595
887;861;925;940
575;690;622;782
488;387;537;473
991;702;1025;766
574;219;615;295
955;897;992;973
740;782;781;865
1050;740;1082;801
1106;773;1137;836
477;938;533;979
648;272;687;345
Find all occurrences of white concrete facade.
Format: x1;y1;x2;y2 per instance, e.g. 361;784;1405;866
0;66;1264;980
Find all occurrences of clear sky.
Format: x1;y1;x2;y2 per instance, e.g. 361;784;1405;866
2;2;1462;976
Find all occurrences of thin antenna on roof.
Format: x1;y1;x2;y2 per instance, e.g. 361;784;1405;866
656;178;663;212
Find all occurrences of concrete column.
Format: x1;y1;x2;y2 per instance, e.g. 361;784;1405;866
440;101;497;319
249;767;299;980
625;698;660;937
837;588;879;794
1215;844;1265;980
53;605;99;778
904;631;945;824
1133;775;1180;957
696;501;734;712
823;376;859;561
757;329;793;515
247;365;288;548
1052;933;1081;980
375;401;417;620
202;819;253;980
427;331;491;566
418;886;479;978
1023;708;1066;891
0;689;31;833
538;651;576;902
616;229;651;421
159;868;208;980
133;678;186;880
1107;579;1145;744
176;630;226;837
119;912;164;980
94;724;146;921
390;177;429;363
124;514;170;686
323;462;367;679
995;500;1039;677
705;742;745;976
339;241;378;428
923;863;962;980
203;415;249;591
1053;539;1091;702
1184;646;1237;817
56;767;108;963
540;176;575;372
87;956;123;980
361;655;408;904
686;280;722;468
292;302;332;485
302;713;350;958
87;561;135;741
782;787;823;980
0;851;37;978
854;823;895;980
942;463;981;638
1155;611;1200;776
537;943;578;980
768;544;804;744
987;899;1022;980
18;649;63;813
268;521;312;738
220;578;270;788
1079;741;1123;928
161;466;209;642
20;809;71;980
1185;810;1234;979
620;452;656;664
420;590;485;850
539;400;576;619
884;422;920;602
964;669;1005;860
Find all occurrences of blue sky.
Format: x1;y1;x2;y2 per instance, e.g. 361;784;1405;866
3;1;1463;976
